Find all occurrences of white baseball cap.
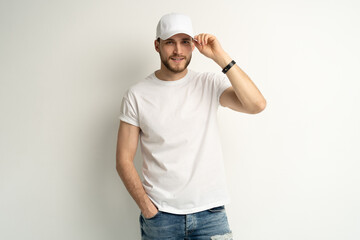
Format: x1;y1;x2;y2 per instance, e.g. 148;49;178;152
156;13;194;40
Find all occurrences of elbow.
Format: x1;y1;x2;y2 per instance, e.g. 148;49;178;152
115;157;124;172
116;163;121;171
115;157;133;173
252;100;267;114
115;163;122;174
116;161;126;179
259;99;267;111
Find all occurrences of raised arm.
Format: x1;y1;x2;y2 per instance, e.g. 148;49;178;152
193;33;267;113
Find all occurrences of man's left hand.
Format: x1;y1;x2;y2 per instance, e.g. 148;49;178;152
193;33;229;63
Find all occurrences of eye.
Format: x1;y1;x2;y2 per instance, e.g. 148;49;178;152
183;40;190;44
165;41;174;45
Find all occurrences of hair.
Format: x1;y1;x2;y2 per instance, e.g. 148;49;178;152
156;37;160;43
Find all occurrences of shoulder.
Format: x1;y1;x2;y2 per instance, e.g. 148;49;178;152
124;72;155;96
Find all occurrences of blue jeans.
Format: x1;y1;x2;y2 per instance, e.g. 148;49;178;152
139;205;233;240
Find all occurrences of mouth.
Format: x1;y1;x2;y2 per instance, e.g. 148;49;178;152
170;57;185;63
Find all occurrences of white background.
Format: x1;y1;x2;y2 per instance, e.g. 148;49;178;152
1;0;359;239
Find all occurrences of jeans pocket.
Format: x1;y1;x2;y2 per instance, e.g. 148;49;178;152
141;210;161;220
208;205;225;213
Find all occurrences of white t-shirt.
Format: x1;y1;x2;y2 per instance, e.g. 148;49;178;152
118;69;232;214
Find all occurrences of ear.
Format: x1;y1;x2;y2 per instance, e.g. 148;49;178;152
154;40;160;53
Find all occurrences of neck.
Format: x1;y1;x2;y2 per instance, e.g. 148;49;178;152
155;64;188;81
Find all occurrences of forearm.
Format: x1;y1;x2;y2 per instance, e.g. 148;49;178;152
215;52;267;111
116;160;155;214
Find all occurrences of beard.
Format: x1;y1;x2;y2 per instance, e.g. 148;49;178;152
160;52;192;73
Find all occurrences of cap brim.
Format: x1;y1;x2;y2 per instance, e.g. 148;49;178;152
158;30;194;40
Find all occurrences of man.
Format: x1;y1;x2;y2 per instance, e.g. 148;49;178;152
116;13;266;240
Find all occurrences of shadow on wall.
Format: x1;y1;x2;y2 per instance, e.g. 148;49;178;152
71;39;151;238
112;46;151;238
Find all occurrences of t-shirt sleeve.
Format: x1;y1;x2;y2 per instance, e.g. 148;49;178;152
213;72;232;107
118;89;140;127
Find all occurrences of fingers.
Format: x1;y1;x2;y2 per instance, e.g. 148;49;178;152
197;34;204;45
197;33;206;45
194;33;215;46
193;35;202;46
193;39;201;49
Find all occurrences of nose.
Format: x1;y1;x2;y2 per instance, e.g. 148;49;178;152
173;42;182;55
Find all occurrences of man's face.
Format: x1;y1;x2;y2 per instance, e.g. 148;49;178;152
155;33;195;73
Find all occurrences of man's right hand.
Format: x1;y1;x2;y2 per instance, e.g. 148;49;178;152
141;202;159;219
